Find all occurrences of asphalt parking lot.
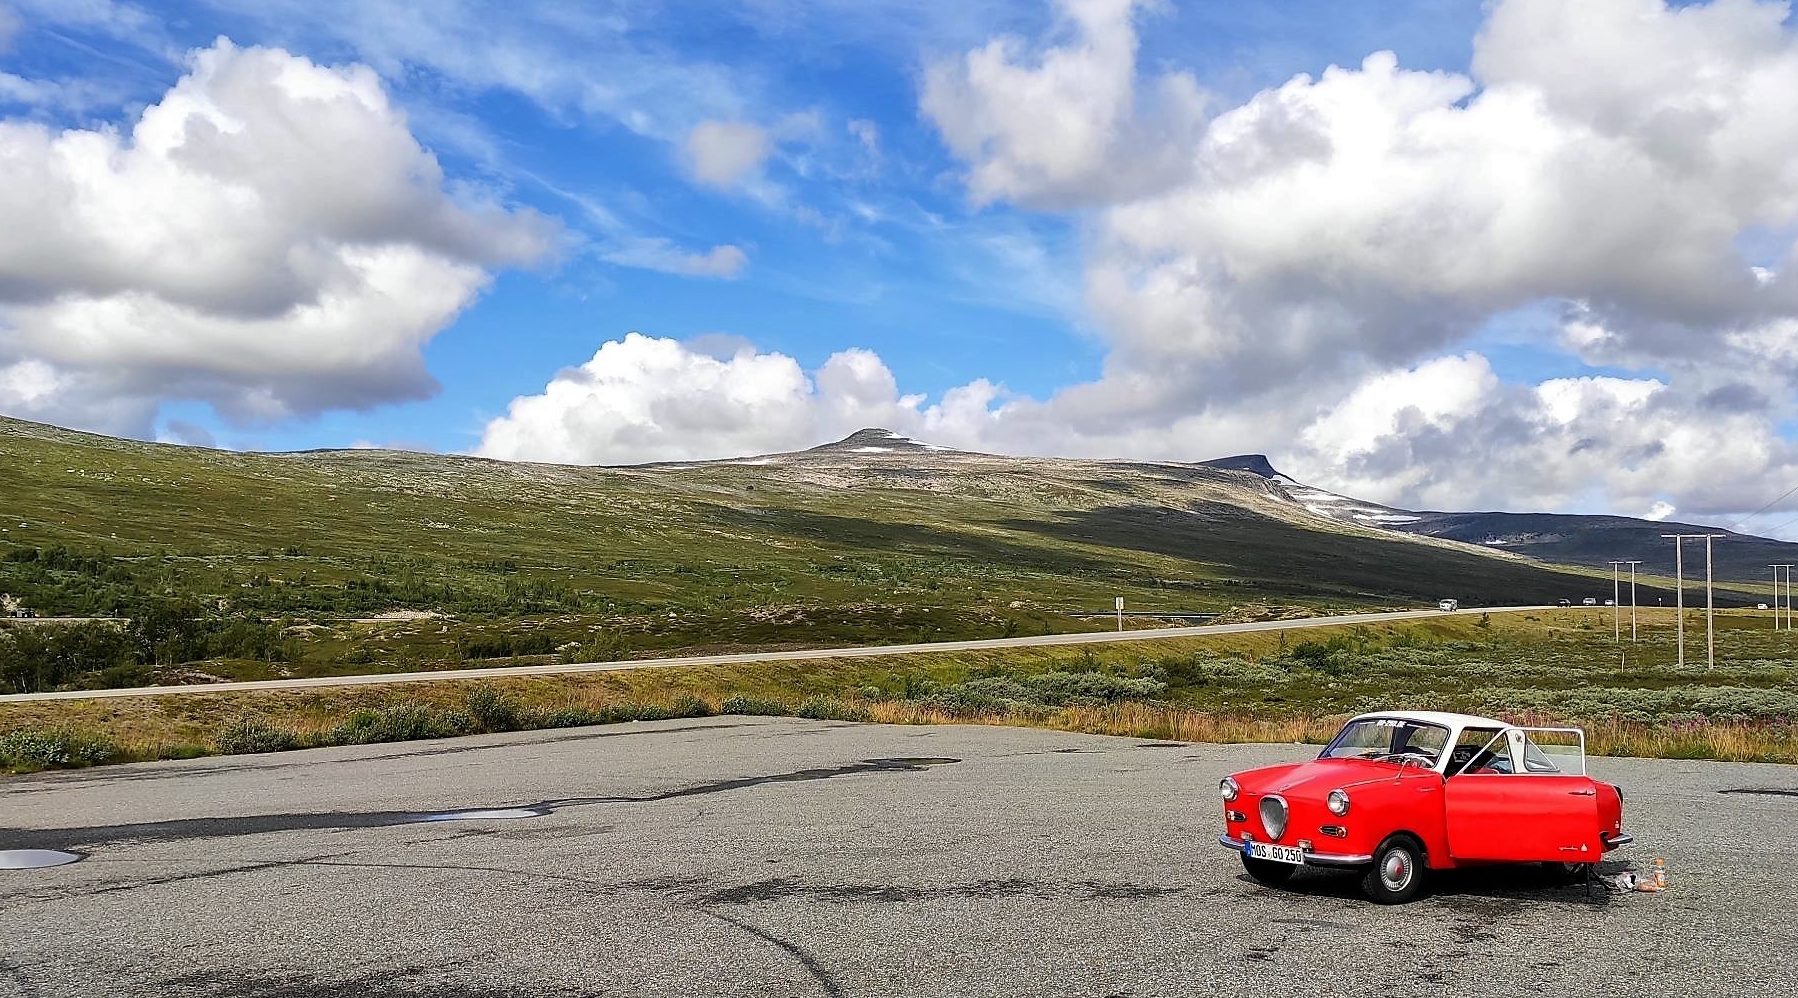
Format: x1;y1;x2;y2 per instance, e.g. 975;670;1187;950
2;717;1794;998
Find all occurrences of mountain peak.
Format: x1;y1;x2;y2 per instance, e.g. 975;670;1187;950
807;428;945;454
1200;453;1282;479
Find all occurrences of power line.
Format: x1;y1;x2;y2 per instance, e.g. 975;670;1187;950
1721;479;1798;534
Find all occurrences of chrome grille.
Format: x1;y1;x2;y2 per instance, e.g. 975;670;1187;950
1258;795;1289;841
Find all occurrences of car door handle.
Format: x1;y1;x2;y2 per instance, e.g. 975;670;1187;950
1567;789;1596;796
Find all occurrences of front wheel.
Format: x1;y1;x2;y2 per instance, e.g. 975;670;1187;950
1240;853;1297;887
1360;837;1427;904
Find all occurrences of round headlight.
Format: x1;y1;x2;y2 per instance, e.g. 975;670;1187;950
1327;788;1350;816
1221;776;1240;802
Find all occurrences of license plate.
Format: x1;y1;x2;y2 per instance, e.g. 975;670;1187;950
1246;842;1306;865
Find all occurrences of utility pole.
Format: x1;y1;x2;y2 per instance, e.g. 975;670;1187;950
1664;534;1686;667
1772;565;1785;630
1622;560;1642;642
1608;561;1623;642
1705;535;1716;670
1776;561;1790;632
1774;565;1796;632
1664;533;1725;669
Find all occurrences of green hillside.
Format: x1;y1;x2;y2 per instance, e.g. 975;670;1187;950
0;419;1676;693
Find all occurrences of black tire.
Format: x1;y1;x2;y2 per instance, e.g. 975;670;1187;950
1360;837;1428;904
1240;853;1298;887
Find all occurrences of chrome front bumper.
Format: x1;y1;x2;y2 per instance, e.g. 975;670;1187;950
1219;834;1373;868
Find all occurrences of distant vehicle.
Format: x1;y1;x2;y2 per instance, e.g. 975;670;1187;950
1557;599;1572;607
1759;603;1771;611
1603;599;1615;607
1437;599;1458;612
1218;711;1631;903
1582;597;1598;606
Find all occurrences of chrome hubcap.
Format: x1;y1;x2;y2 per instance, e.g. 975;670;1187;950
1381;851;1413;891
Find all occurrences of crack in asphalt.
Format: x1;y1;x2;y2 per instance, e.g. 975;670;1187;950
0;723;763;795
155;963;602;998
704;909;844;998
1718;787;1798;797
700;876;1186;906
0;757;961;852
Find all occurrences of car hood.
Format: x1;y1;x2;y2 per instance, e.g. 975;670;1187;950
1233;758;1423;800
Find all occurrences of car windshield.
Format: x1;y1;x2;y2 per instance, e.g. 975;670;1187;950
1320;718;1451;766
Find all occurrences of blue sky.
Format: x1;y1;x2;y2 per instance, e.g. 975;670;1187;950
4;0;1798;531
0;0;1485;452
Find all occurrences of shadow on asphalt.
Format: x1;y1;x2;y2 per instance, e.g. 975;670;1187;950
1232;856;1642;909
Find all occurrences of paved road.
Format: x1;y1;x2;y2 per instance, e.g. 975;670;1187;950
1;716;1790;997
0;605;1553;703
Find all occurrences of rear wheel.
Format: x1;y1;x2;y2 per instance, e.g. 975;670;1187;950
1240;853;1297;887
1360;837;1427;904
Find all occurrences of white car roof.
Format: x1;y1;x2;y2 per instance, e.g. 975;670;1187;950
1348;709;1509;731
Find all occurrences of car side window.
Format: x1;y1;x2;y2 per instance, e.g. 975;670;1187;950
1446;728;1509;776
1516;733;1563;773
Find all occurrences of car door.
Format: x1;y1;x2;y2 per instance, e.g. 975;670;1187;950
1443;728;1602;862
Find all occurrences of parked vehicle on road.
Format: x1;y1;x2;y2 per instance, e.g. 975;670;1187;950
1436;598;1459;612
1557;598;1572;607
1218;710;1631;903
1582;597;1598;606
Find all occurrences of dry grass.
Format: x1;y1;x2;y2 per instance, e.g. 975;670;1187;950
864;701;1337;745
862;700;1798;763
9;610;1798;770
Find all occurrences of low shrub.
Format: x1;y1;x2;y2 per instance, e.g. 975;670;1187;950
917;687;1021;717
215;716;305;754
523;706;605;729
0;728;118;768
796;697;872;722
721;695;793;716
464;687;523;732
555;631;629;664
906;670;1169;716
324;704;469;745
1018;670;1166;705
670;694;717;718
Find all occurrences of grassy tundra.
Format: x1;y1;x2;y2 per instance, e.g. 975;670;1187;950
3;417;1788;771
0;415;1700;696
6;610;1796;772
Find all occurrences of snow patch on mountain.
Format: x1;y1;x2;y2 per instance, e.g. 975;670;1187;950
1201;454;1421;527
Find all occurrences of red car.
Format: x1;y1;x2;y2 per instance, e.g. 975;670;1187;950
1218;710;1631;903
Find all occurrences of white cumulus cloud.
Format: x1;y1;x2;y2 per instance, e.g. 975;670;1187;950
684;119;773;189
912;0;1798;523
921;0;1205;207
0;38;555;434
477;334;902;464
